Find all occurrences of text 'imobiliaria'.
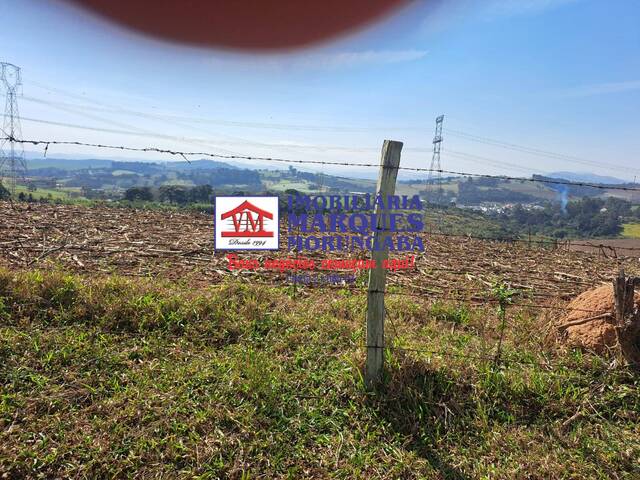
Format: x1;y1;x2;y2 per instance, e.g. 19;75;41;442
287;193;425;252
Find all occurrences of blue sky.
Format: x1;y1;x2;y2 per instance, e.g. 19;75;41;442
0;0;638;180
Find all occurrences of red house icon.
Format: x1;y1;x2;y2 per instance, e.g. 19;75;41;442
220;200;274;237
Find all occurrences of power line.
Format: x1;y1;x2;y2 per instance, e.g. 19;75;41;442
23;80;640;177
12;105;430;155
444;148;547;175
12;93;315;154
445;127;639;176
29;80;425;133
13;92;632;174
18;116;246;158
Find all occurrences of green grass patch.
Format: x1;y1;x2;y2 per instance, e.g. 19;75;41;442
622;223;640;238
11;184;83;201
0;267;638;478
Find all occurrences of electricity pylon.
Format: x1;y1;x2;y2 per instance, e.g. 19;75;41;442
426;114;444;204
0;62;27;196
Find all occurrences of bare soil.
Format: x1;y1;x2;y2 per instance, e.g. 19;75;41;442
559;284;640;353
566;238;640;257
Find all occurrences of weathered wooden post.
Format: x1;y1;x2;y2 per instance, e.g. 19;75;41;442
613;268;640;368
365;140;402;390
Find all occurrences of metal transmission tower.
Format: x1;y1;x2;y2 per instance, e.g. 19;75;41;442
427;114;444;203
0;62;27;196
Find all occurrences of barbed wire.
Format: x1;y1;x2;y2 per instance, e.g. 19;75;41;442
0;242;626;375
1;235;617;294
360;343;599;373
1;132;636;375
4;135;640;193
209;277;607;315
425;231;640;252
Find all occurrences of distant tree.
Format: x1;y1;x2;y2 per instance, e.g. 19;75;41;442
125;186;154;202
17;192;26;202
159;185;189;204
80;186;95;199
0;182;10;200
189;184;213;203
498;196;627;238
604;197;631;217
474;177;501;188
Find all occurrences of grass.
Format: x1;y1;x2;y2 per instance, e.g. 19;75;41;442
0;178;85;201
428;301;471;325
622;223;640;238
0;267;639;478
264;180;314;193
10;184;83;201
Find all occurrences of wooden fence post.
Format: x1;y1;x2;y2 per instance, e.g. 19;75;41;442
365;140;403;390
613;269;640;368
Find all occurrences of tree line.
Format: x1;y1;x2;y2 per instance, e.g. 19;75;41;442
495;197;640;238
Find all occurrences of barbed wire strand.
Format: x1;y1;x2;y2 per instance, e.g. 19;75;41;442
4;135;640;193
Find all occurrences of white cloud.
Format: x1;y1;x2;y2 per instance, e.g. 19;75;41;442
422;0;580;32
294;49;428;69
485;0;580;17
560;80;640;97
204;48;428;72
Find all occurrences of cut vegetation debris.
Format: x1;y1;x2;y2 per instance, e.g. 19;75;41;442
1;201;638;299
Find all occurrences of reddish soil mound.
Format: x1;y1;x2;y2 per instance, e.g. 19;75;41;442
560;284;640;354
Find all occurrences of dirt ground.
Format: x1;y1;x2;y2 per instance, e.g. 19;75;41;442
566;238;640;257
559;284;640;353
